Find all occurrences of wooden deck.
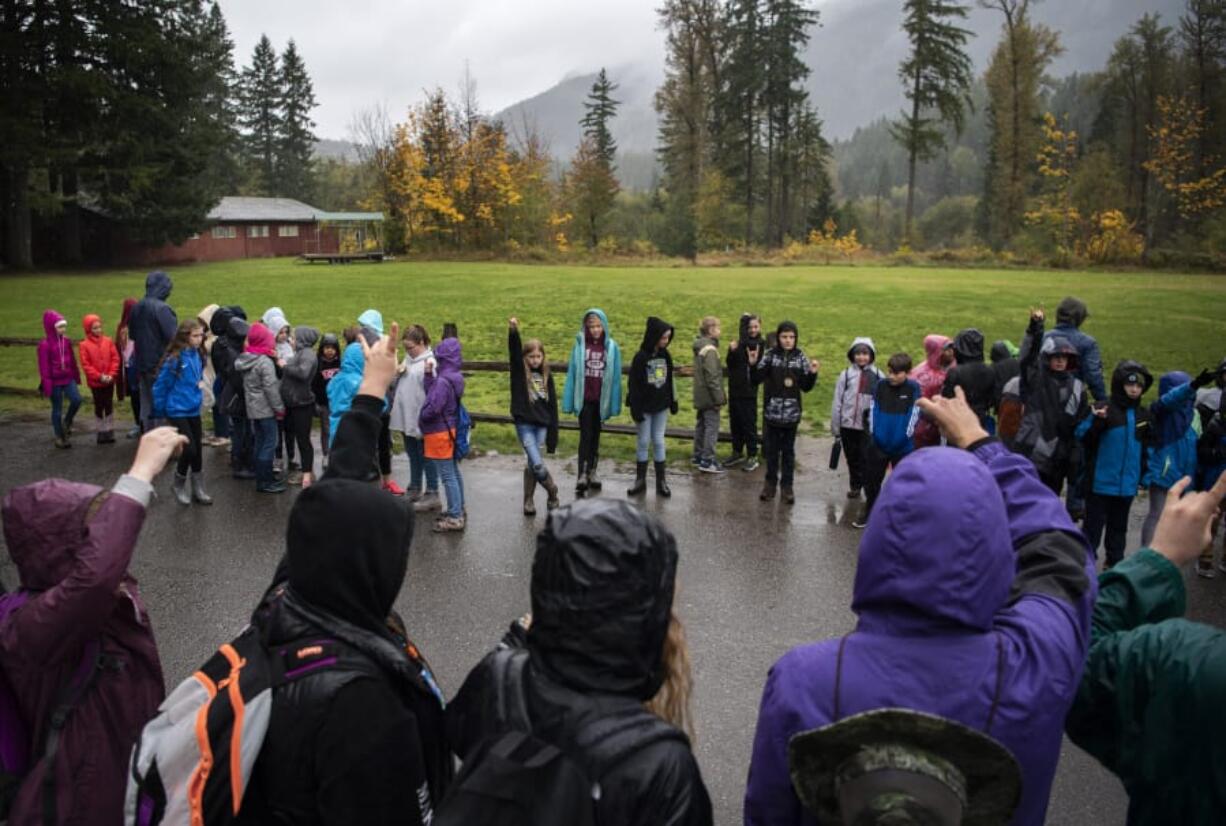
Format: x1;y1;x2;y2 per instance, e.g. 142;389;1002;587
299;251;386;264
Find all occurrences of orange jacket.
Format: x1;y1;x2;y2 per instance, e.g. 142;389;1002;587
78;314;121;389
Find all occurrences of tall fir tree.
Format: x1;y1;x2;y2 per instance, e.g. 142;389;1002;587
197;1;242;197
1179;1;1226;176
890;0;974;241
277;39;318;202
655;0;722;260
240;34;281;196
576;68;621;246
715;0;765;245
980;0;1062;247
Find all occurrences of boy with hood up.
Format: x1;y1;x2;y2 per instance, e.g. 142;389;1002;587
745;387;1096;826
1013;310;1089;496
692;317;727;473
831;338;883;498
909;334;953;448
1075;360;1155;568
37;309;83;448
627;316;678;497
753;321;820;505
940;328;999;433
562;308;623;496
128;271;177;431
726;313;765;470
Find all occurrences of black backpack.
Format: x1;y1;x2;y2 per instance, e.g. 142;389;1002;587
434;648;686;826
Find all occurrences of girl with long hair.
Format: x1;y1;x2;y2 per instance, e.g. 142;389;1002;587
508;317;560;515
151;320;211;505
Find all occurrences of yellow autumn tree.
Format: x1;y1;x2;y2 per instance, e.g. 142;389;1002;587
1025;113;1080;261
1145;95;1226;218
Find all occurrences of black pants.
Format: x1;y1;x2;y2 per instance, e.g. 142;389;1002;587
578;401;602;472
864;443;906;518
90;385;114;420
169;416;203;475
764;424;797;487
287;404;315;475
276;417;294;463
729;396;759;457
379;413;393;476
230;414;253;473
840;428;869;491
1084;493;1133;568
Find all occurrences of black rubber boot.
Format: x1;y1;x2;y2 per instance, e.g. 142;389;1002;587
587;457;602;491
575;461;588;497
627;461;648;496
654;461;671;497
760;482;776;501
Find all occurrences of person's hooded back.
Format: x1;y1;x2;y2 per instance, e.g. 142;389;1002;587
1055;297;1089;329
448;500;713;826
1;478;165;825
942;329;998;420
419;338;464;436
628;316;676;419
327;343;367;443
745;446;1095;826
991;339;1021;391
241;476;452;825
281;326;321;408
1143;370;1199;490
1045;297;1106;401
130;271;178;373
911;334;952;398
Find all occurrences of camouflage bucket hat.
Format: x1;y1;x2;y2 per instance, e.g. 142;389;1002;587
788;708;1021;826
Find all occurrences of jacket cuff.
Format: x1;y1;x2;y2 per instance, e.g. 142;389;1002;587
1103;548;1187;620
112;474;154;508
968;436;1003;456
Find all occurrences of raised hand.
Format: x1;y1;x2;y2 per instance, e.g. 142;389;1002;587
916;386;989;449
1150;474;1226;565
509;317;519;330
358;320;400;399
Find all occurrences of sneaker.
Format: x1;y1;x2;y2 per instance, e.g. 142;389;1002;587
54;436;71;449
1196;557;1216;579
257;480;287;494
721;455;745;469
126;425;141;439
232;468;256;480
851;517;868;529
406;488;423;503
743;457;760;472
413;491;442;512
433;515;466;533
211;436;231;448
382;479;406;496
689;456;702;467
698;460;726;474
286;470;304;486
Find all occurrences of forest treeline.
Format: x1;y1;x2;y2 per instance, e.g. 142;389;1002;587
3;0;1224;269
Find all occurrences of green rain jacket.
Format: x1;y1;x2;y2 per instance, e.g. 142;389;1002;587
1065;548;1226;825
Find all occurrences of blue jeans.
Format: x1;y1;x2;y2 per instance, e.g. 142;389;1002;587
402;434;439;492
431;457;464;518
212;376;230;438
515;422;550;480
636;411;668;462
252;417;278;486
49;383;82;438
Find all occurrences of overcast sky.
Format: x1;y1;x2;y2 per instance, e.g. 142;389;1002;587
217;0;672;140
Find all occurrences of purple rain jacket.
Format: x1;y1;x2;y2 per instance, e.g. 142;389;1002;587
744;440;1096;826
419;338;465;437
0;477;164;826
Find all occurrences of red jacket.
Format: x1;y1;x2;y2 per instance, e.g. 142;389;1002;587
0;478;164;826
78;315;121;390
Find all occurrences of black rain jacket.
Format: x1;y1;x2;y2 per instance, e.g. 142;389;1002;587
628;316;677;421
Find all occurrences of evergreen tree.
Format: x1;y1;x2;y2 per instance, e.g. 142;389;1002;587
195;2;242;197
1179;0;1226;175
980;1;1062;247
277;39;318;202
716;0;766;245
890;0;975;241
240;35;281;195
654;0;721;260
581;68;621;167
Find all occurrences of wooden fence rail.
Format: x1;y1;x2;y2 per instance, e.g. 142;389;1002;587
0;338;735;442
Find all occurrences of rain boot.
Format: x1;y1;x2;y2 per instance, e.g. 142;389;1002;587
523;466;538;516
190;472;213;505
575;461;588;498
627;462;648;496
760;481;776;501
172;472;192;506
587;457;602;491
782;485;795;505
541;472;560;510
654;461;671;497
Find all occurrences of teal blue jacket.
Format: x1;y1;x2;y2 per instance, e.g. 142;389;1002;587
562;308;622;421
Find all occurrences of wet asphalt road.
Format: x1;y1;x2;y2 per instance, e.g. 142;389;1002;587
3;421;1225;824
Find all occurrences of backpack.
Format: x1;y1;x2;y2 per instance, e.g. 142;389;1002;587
434;648;686;826
0;592;108;823
444;377;473;460
125;626;342;826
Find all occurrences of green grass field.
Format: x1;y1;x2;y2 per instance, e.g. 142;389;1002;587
3;258;1224;461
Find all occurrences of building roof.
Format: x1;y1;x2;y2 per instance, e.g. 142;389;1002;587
205;197;383;223
207;197;322;222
